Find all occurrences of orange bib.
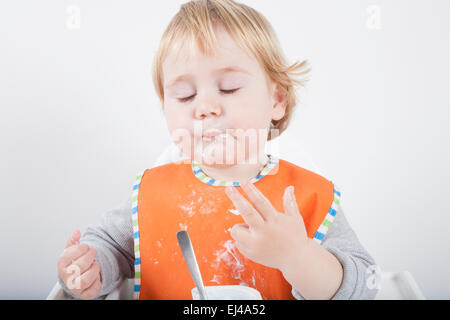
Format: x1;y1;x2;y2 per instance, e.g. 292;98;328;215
130;156;340;300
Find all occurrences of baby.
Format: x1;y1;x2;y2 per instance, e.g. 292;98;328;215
57;0;378;300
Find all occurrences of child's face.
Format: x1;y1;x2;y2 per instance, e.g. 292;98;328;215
162;24;286;166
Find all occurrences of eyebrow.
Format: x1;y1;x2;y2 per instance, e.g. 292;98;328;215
165;66;251;89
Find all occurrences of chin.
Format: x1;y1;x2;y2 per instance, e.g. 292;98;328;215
202;162;235;168
192;149;238;167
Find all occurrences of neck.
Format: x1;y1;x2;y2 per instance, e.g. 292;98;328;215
199;153;270;183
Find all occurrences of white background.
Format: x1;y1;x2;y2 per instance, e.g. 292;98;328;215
1;0;449;299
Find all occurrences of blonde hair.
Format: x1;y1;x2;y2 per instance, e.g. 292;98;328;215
152;0;311;141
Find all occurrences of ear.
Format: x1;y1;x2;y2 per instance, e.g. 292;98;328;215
270;82;287;121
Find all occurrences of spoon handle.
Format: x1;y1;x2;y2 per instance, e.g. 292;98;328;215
176;230;208;300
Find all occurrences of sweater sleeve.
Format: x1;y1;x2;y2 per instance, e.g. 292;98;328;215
291;203;380;300
57;196;135;299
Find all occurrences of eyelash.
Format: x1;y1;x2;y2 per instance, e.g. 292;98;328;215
177;89;240;103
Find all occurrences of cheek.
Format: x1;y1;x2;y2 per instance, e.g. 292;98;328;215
164;112;195;156
165;105;189;127
164;106;194;146
229;97;273;129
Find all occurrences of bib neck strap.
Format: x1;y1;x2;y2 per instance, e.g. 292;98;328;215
191;154;279;187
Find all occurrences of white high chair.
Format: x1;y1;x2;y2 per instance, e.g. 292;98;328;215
47;141;426;300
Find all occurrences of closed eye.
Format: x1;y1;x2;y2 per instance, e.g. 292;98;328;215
220;88;240;94
177;88;240;103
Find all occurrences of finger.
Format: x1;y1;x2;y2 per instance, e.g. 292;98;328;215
240;180;277;221
80;276;102;300
58;243;90;269
79;277;102;300
283;186;302;218
79;268;102;299
230;223;253;245
72;247;97;274
65;229;81;249
78;261;101;292
225;186;264;229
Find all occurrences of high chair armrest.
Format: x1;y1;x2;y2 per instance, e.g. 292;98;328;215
375;271;425;300
46;282;73;300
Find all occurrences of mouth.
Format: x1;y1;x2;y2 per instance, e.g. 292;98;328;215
202;132;235;143
202;129;223;139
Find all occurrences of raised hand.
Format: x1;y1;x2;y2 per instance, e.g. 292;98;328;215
225;181;310;271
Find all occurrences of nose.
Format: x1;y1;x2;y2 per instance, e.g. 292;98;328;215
194;96;222;120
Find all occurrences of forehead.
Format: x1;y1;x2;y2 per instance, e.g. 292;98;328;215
162;25;261;84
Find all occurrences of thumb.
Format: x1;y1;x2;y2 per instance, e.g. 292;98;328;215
64;229;81;249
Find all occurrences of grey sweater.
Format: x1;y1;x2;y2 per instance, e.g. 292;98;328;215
57;193;379;300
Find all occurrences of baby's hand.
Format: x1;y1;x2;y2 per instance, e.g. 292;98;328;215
57;229;102;299
225;181;310;272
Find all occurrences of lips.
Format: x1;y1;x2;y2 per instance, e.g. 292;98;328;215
201;129;235;143
202;129;223;138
